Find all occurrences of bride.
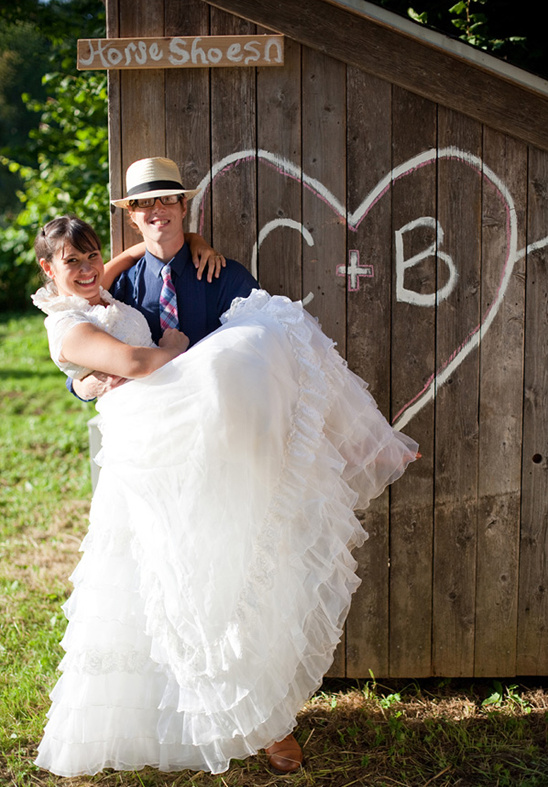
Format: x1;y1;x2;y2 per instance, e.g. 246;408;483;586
32;214;418;777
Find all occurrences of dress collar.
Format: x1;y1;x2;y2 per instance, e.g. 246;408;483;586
31;281;114;316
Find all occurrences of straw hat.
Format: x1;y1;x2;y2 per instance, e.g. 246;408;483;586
111;157;200;208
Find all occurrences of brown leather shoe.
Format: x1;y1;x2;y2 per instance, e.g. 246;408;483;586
265;733;303;773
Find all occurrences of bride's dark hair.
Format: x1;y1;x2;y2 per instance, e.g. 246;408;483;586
34;215;102;265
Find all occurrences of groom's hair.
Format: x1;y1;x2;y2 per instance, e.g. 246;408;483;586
35;215;102;264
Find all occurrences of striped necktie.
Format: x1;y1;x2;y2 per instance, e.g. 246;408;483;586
159;263;179;330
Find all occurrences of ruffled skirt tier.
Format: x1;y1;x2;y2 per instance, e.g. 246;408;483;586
35;291;417;776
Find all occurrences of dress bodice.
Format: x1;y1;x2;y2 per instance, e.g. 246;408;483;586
32;283;156;379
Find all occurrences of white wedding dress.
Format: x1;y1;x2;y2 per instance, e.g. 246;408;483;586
32;285;418;776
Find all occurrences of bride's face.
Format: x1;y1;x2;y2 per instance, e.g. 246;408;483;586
40;241;105;305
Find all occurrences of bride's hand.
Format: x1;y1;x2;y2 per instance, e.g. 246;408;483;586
186;232;226;282
159;328;189;355
74;372;128;400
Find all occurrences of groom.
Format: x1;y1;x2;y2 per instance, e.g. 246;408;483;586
73;156;303;775
72;156;258;400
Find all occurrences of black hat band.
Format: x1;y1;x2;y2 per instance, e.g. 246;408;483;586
126;179;184;196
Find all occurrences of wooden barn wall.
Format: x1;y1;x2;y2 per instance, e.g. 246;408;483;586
106;0;548;677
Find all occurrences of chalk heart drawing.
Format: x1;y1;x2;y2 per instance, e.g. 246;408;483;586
189;147;548;431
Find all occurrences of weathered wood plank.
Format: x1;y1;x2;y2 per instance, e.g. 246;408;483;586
78;35;284;70
117;0;166;248
106;0;123;256
345;69;392;679
255;35;302;299
432;110;482;676
209;7;256;270
301;47;347;350
165;0;212;243
474;129;526;677
203;0;548;153
389;86;436;678
517;146;548;674
301;45;347;674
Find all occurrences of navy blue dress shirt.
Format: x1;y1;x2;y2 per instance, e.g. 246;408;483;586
111;242;258;346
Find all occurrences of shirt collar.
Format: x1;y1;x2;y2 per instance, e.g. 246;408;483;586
145;242;192;278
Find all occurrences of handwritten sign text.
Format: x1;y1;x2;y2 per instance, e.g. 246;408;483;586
77;35;284;70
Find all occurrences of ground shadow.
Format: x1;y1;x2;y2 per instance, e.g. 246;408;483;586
5;677;547;787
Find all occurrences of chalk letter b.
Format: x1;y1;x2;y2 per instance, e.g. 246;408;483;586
395;217;457;307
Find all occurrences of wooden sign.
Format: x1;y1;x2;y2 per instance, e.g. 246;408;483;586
77;35;284;70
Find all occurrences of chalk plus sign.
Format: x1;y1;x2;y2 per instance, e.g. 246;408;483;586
336;250;374;291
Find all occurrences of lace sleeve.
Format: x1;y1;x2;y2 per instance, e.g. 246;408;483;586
44;310;96;380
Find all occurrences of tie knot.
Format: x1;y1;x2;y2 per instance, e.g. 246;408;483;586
161;263;172;281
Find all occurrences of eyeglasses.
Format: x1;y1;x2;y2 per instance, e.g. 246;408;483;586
129;195;182;209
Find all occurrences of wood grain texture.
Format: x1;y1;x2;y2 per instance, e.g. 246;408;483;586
209;7;256;270
203;0;548;152
117;0;166;248
432;109;482;676
106;0;123;256
301;47;347;349
474;129;526;677
344;68;392;678
165;0;212;243
517;146;548;674
300;45;347;674
388;86;436;678
256;36;303;300
78;35;284;70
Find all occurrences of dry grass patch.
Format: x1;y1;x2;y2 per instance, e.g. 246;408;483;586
2;500;89;595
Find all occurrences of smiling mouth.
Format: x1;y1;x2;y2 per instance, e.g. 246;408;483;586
76;275;97;286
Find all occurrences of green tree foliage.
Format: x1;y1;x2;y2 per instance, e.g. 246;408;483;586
0;23;48;153
0;21;49;215
0;0;107;311
0;74;109;310
378;0;547;77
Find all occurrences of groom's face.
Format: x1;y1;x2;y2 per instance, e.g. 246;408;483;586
128;196;187;249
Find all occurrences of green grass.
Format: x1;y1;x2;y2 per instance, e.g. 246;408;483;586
0;311;92;525
1;311;548;787
0;311;92;784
